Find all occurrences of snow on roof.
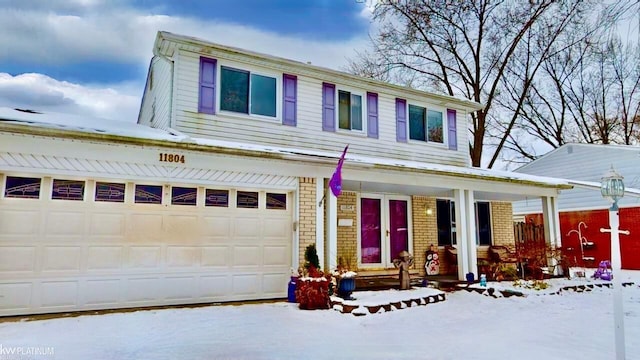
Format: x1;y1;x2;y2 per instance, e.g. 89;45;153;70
0;107;570;189
0;107;184;142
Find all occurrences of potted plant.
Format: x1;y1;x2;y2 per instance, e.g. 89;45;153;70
333;259;357;300
295;244;331;310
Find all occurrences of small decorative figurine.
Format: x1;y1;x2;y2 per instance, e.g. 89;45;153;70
393;251;414;290
480;274;487;287
425;244;440;275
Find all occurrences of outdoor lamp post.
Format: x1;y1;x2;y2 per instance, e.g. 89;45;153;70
599;166;629;360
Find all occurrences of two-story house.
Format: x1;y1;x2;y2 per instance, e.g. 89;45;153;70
0;31;571;316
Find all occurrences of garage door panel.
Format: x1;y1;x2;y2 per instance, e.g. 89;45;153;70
41;281;78;307
87;246;123;270
233;246;260;267
42;246;81;272
232;274;260;296
46;211;85;235
125;277;161;302
0;283;32;312
234;217;260;238
202;216;231;238
263;217;289;238
0;210;39;235
201;246;229;267
164;276;197;300
90;213;125;236
199;275;231;298
129;214;163;239
129;246;161;268
262;273;287;295
0;246;36;272
164;215;199;239
263;246;288;266
84;279;121;305
167;246;199;268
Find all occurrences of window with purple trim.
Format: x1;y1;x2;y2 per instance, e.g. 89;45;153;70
409;104;444;144
52;179;85;201
4;176;41;199
220;66;276;117
338;90;363;131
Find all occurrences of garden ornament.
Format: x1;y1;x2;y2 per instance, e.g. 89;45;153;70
393;251;414;290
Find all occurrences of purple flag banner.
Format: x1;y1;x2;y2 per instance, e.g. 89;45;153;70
329;145;349;197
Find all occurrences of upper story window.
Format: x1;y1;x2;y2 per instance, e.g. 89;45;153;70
338;90;363;131
220;67;276;117
397;99;456;148
323;82;377;136
4;176;41;199
199;57;297;125
409;105;443;144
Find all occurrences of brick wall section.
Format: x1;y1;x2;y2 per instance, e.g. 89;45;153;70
298;177;316;267
412;196;438;276
491;202;515;247
336;192;358;270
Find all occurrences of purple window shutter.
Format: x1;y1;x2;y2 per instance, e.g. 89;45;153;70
199;57;217;114
282;74;297;126
396;98;407;142
367;92;379;138
447;109;457;150
322;82;336;132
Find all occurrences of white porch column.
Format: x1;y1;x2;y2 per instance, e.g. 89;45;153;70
541;196;561;248
315;177;326;269
542;195;561;275
325;182;338;272
454;189;475;280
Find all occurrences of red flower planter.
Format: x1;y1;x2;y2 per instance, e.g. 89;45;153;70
295;278;331;310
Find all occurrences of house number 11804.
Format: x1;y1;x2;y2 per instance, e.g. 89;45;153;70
159;153;185;163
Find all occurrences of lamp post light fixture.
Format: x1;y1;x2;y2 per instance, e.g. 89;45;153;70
599;166;630;360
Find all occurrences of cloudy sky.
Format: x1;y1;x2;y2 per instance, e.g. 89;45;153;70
0;0;375;123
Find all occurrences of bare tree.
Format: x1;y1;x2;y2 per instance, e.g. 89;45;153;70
350;0;623;168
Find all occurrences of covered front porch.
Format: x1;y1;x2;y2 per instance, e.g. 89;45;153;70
314;163;571;282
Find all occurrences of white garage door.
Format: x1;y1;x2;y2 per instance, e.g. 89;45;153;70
0;177;293;316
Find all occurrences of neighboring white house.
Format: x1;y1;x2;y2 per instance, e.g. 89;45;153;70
513;143;640;269
0;31;571;317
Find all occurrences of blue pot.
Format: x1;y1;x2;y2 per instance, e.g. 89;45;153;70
338;277;356;300
287;276;297;302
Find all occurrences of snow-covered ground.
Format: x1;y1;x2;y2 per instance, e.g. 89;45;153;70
1;271;639;360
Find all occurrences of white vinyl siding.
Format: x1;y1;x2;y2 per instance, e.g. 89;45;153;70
138;56;173;130
172;49;470;167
